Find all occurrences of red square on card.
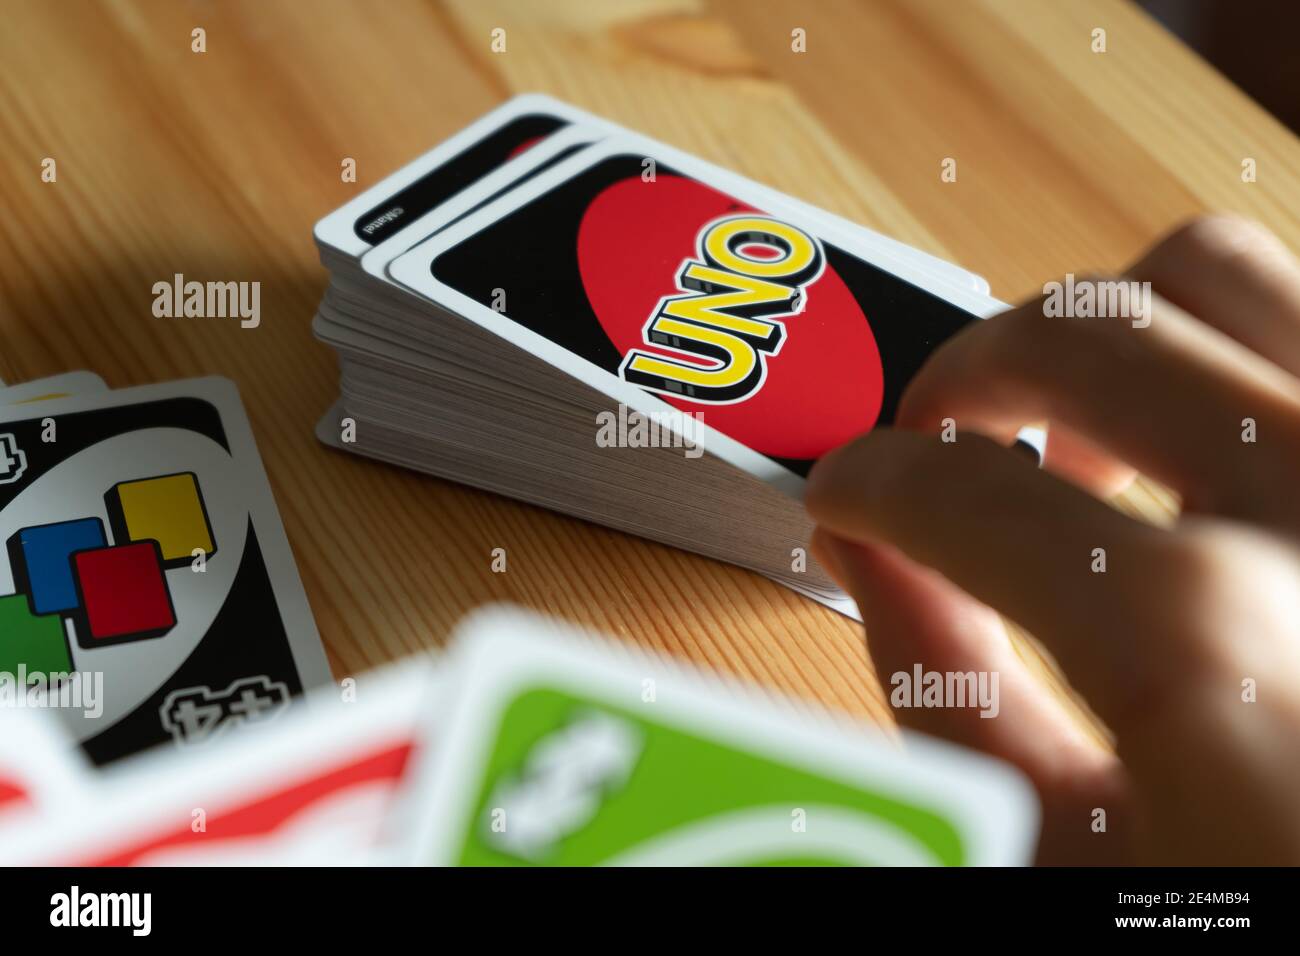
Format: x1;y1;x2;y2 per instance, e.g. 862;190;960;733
73;542;176;642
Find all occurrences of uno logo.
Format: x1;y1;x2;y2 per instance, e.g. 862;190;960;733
578;174;885;461
619;215;824;404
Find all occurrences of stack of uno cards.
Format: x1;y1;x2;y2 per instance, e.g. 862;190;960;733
0;372;332;766
2;605;1038;866
312;95;1043;619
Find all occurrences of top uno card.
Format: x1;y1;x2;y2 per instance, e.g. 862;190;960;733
0;377;331;765
315;94;608;259
411;606;1039;866
389;134;1021;495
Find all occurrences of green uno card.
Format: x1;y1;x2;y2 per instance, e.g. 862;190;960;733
411;607;1038;866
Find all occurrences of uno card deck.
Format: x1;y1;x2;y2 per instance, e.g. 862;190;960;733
310;95;1038;618
0;377;331;764
409;606;1039;866
387;133;1014;482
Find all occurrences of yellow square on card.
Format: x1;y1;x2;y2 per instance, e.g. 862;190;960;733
113;473;216;562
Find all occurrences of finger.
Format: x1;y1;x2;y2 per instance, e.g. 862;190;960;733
811;529;1137;864
952;415;1137;499
805;428;1184;729
1130;215;1300;378
895;290;1300;519
810;529;1110;773
1039;426;1137;499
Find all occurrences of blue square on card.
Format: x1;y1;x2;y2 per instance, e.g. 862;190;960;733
8;518;108;615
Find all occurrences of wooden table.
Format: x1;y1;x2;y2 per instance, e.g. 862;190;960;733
2;0;1296;724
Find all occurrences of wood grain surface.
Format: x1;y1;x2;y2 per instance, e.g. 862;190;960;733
1;0;1296;725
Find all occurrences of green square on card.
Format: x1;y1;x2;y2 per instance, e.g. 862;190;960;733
0;594;72;675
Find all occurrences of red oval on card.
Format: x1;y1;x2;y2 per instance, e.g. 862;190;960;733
576;174;884;461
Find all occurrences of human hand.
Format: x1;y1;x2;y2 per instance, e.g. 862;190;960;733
806;216;1300;865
